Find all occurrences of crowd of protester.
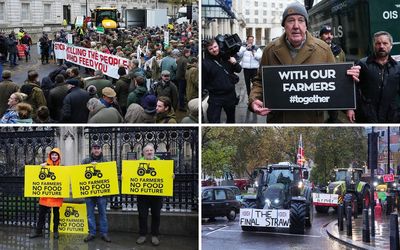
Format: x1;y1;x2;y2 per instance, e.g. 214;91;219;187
0;21;199;124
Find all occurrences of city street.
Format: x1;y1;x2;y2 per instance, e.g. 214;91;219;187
202;209;355;250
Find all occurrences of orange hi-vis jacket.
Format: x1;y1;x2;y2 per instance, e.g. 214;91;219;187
39;148;63;208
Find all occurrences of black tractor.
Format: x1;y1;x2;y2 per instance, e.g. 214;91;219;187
38;167;56;180
64;206;80;217
137;163;157;176
85;166;103;179
241;162;313;234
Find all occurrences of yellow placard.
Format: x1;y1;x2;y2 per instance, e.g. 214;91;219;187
51;203;88;234
70;162;119;198
121;160;174;197
24;165;70;198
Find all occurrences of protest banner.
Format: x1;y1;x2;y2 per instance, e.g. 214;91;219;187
24;165;70;198
121;160;174;197
312;193;339;206
262;63;356;110
70;162;119;198
51;203;88;234
239;208;290;228
54;42;130;79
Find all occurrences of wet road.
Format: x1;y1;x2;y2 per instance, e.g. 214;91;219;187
202;209;356;250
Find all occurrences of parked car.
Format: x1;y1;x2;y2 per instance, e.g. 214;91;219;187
202;186;241;221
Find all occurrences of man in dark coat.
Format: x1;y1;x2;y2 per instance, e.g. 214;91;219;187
48;74;69;122
176;48;190;111
154;70;179;111
61;79;90;123
350;31;400;123
7;33;18;67
84;70;113;97
39;33;50;64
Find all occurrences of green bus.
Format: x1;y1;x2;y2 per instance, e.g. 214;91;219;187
306;0;400;61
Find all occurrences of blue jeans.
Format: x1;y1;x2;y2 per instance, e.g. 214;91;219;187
85;197;108;236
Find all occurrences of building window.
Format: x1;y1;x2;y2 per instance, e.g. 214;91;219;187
255;10;258;15
272;3;275;8
0;3;4;21
263;18;267;23
21;3;31;21
255;1;258;7
245;18;250;23
279;3;283;8
263;10;267;15
44;4;51;20
263;2;267;7
245;9;249;15
255;18;258;24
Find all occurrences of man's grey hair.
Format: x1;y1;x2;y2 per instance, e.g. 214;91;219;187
143;143;155;152
374;31;393;45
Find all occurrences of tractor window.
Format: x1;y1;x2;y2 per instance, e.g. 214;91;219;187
202;189;213;201
335;171;347;181
226;190;235;200
266;170;293;185
214;189;227;200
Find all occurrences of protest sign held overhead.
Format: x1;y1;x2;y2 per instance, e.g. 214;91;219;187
70;162;119;198
51;203;88;234
262;63;356;110
24;165;70;198
54;42;130;79
121;160;174;197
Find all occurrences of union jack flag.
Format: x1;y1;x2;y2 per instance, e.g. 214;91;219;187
297;134;305;166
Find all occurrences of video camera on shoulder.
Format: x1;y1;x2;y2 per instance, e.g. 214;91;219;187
215;33;242;60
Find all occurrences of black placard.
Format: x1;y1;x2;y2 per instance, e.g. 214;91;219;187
262;63;356;110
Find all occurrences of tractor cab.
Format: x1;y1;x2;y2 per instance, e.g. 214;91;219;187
91;8;121;29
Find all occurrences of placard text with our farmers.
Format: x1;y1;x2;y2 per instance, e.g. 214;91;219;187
121;160;174;196
262;63;355;110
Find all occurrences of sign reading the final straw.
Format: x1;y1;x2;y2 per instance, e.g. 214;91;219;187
24;165;70;198
51;203;88;234
70;162;119;198
121;160;174;196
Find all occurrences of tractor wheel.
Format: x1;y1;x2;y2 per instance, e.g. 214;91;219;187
226;208;237;221
315;205;329;213
305;201;314;228
137;168;145;176
150;171;156;176
290;202;306;234
75;212;79;217
85;172;92;179
65;211;70;217
98;173;103;178
39;173;46;180
50;175;56;180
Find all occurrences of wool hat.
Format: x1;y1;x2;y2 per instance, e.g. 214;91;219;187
66;78;80;87
281;2;309;26
320;25;333;36
161;70;170;76
2;70;11;79
141;95;157;114
102;87;116;98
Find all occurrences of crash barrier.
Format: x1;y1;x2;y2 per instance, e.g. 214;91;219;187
338;204;344;231
390;213;399;250
346;206;352;236
362;209;370;243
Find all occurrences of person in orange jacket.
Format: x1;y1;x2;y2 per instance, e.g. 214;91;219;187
29;148;63;239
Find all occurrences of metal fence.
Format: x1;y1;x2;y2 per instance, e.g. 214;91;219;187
0;127;198;229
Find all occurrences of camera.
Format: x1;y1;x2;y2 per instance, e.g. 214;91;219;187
215;33;242;60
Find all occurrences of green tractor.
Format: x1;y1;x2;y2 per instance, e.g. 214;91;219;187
315;168;370;213
38;167;56;180
240;162;314;234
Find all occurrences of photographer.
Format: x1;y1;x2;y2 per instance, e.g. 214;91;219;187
237;36;262;98
202;37;242;123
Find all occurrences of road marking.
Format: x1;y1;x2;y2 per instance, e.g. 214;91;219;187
206;228;322;238
204;226;229;236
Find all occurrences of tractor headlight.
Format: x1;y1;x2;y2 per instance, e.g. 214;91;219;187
393;183;397;187
265;198;271;207
373;181;378;187
255;181;258;187
298;181;303;189
274;198;280;204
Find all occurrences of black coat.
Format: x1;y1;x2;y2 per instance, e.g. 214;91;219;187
356;55;400;123
61;87;90;123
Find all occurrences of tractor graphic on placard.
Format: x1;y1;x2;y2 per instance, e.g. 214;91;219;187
38;167;56;180
85;165;103;179
137;163;157;176
64;206;79;217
